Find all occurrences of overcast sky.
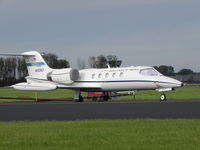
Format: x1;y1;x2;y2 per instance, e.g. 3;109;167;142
0;0;200;71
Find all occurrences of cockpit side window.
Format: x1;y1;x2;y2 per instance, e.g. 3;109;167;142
140;68;158;76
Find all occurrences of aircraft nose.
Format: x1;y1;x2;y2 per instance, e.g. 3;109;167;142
157;76;183;89
172;79;182;88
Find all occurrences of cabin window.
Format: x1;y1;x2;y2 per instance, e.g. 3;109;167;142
140;68;158;76
105;73;109;78
119;72;123;77
112;73;116;77
98;73;102;78
92;74;95;79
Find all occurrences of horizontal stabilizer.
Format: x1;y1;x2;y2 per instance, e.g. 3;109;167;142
11;82;57;91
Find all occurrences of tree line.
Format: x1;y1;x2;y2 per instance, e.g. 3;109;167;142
154;65;195;76
0;57;27;86
0;53;198;87
87;55;196;76
0;53;70;87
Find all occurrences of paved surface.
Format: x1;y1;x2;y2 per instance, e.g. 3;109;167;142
0;100;200;121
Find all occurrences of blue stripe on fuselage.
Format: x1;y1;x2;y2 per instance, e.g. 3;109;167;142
26;62;46;66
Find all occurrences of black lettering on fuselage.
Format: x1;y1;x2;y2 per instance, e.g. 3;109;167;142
35;68;44;72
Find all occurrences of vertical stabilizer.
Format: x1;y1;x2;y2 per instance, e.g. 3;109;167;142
22;51;52;78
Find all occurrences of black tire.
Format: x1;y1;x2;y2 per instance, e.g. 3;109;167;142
103;95;109;101
160;94;167;101
74;95;84;102
79;95;84;102
92;97;97;102
98;97;104;102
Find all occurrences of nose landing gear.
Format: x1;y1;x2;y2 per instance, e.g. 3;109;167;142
160;93;167;101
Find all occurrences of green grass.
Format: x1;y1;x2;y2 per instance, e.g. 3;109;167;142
0;88;74;99
0;119;200;150
122;86;200;100
0;89;85;102
0;85;200;102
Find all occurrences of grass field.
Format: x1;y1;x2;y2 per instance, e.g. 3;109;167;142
0;119;199;150
123;85;200;100
0;87;200;149
0;85;200;102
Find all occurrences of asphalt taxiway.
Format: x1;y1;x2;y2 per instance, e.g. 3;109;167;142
0;100;200;121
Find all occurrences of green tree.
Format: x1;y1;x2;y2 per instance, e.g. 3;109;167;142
107;55;122;67
88;54;121;68
0;52;70;87
0;58;4;79
17;58;28;78
177;69;194;75
42;53;70;68
88;56;97;68
57;59;70;69
96;55;107;68
154;65;175;76
0;58;4;86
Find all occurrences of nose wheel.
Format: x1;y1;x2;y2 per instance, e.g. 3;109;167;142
160;93;167;101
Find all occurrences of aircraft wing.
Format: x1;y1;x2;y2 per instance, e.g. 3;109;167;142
25;76;103;92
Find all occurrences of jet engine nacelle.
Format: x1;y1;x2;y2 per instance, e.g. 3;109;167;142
12;83;57;91
48;68;79;85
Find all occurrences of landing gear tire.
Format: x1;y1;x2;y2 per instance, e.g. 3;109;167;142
92;97;98;102
103;95;109;101
74;95;84;102
160;94;167;101
102;92;109;101
79;95;84;102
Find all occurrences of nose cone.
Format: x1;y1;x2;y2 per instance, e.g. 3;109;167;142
169;77;183;88
157;76;183;89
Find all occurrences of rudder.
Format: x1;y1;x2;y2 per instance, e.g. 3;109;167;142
22;51;52;78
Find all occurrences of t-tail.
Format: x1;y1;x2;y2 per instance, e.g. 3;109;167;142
21;51;52;78
0;51;52;78
0;51;56;91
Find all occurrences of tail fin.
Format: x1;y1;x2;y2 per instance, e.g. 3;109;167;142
0;51;52;78
21;51;52;78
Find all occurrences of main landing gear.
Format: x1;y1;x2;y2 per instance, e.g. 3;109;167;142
92;93;109;102
160;93;167;101
74;90;84;102
74;95;83;102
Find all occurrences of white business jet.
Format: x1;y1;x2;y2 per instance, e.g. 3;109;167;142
1;51;183;102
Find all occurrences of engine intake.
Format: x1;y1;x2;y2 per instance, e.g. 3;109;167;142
48;68;79;84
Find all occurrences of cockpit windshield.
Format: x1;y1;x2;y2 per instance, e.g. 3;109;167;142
140;68;159;76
